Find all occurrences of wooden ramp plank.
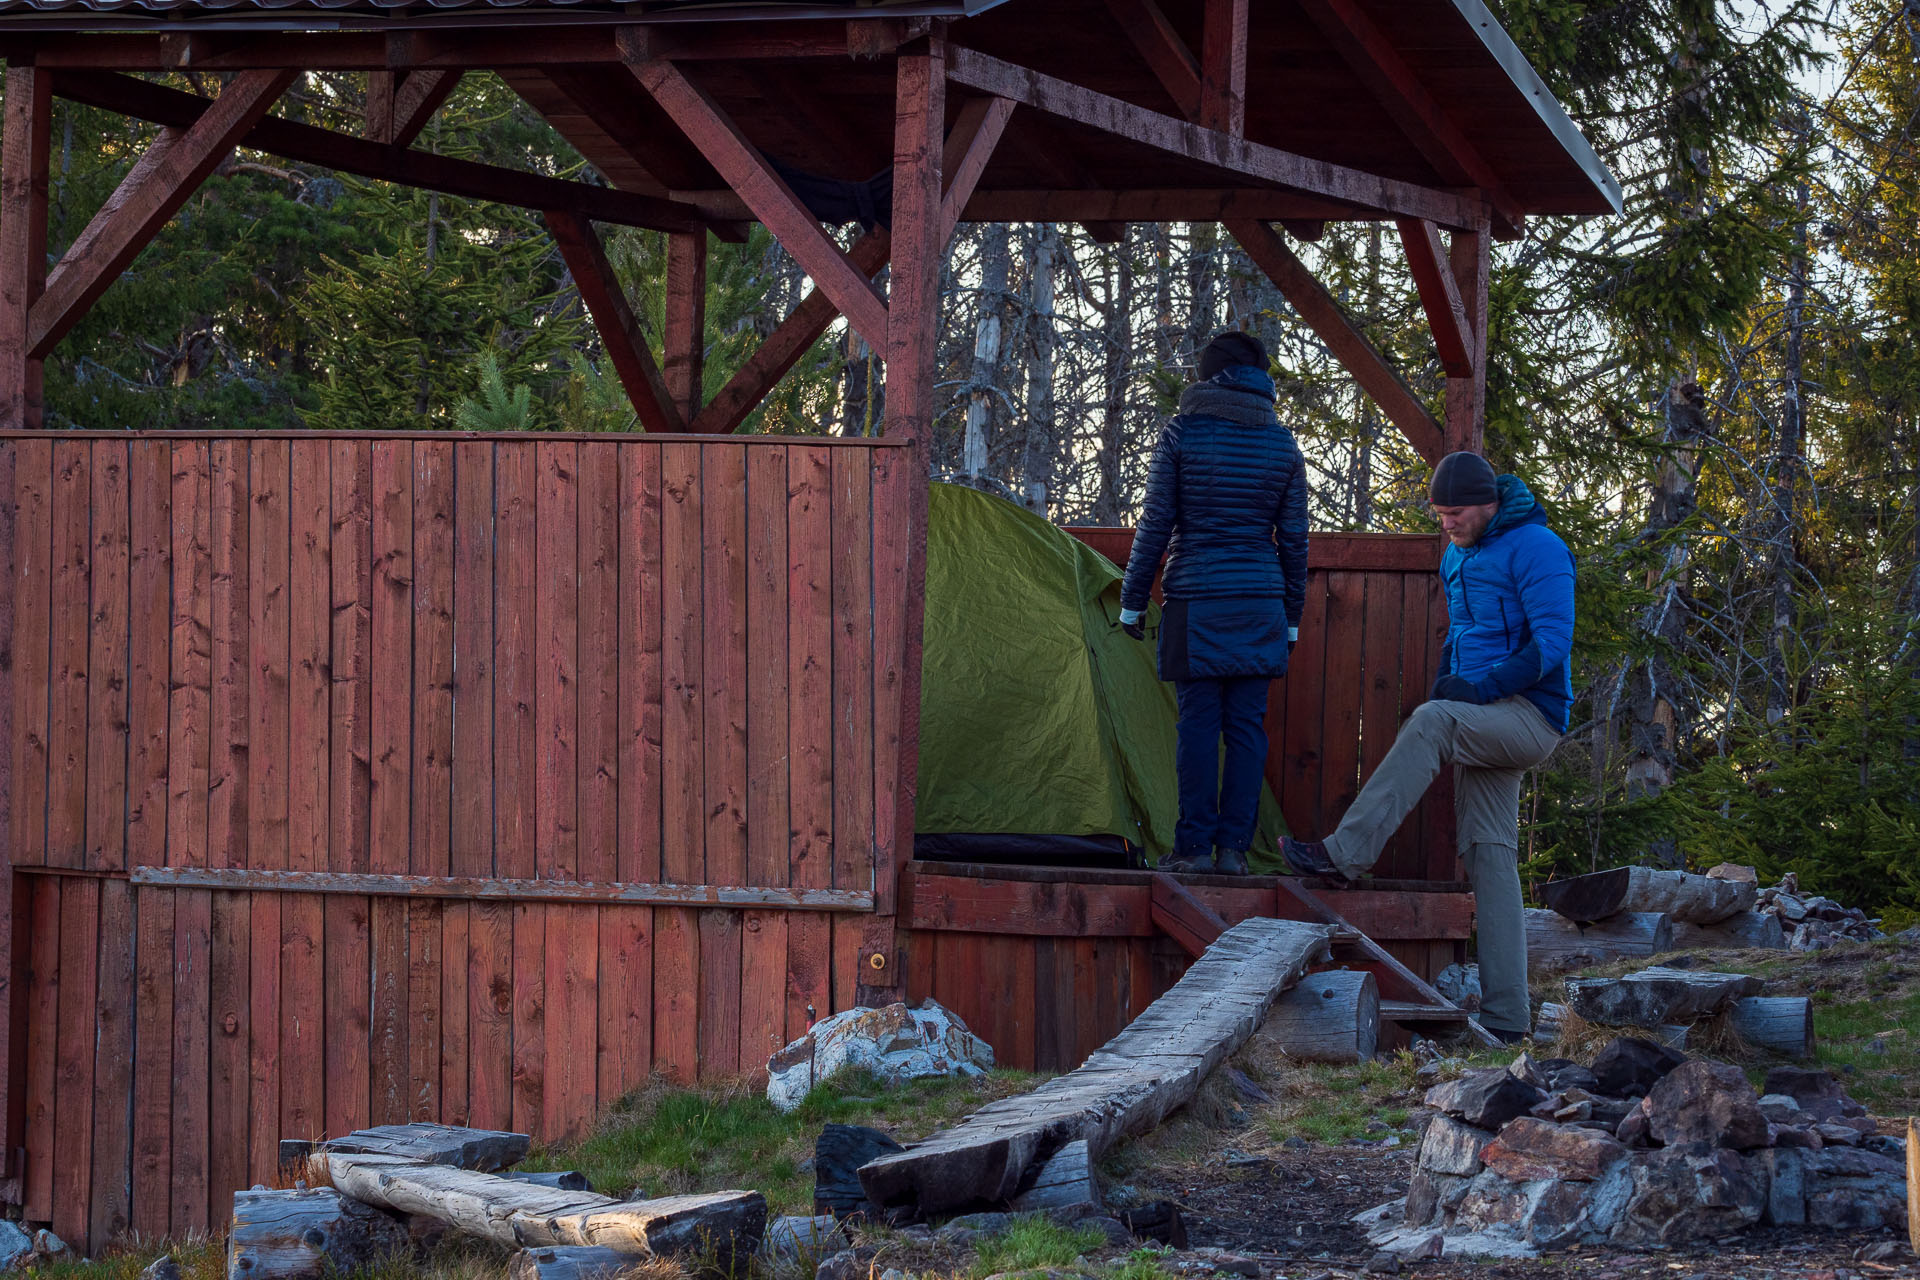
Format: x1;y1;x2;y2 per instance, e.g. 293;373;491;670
857;917;1331;1215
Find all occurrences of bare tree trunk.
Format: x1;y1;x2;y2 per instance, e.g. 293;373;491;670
1767;181;1809;726
1184;222;1219;360
840;330;878;436
1019;222;1059;514
962;223;1010;478
1095;234;1134;524
1151;223;1176;369
1622;380;1709;866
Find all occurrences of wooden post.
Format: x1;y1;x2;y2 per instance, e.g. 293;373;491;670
863;35;945;1006
663;231;706;425
0;63;50;429
1198;0;1248;137
1442;223;1490;455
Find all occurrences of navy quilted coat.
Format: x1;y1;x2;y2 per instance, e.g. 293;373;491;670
1120;364;1308;677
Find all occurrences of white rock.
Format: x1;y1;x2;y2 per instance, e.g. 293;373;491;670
766;999;993;1112
762;1216;853;1265
0;1222;31;1271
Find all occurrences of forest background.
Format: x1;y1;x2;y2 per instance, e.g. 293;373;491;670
12;0;1920;923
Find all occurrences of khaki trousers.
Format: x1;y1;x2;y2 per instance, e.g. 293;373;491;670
1322;696;1561;1034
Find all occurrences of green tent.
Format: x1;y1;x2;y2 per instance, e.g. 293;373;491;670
915;482;1286;868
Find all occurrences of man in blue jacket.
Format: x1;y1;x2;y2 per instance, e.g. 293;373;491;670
1284;452;1573;1042
1119;331;1308;875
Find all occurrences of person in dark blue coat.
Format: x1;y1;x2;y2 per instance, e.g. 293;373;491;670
1119;331;1308;875
1282;452;1574;1041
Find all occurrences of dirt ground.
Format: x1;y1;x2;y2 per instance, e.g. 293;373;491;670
1152;1140;1915;1279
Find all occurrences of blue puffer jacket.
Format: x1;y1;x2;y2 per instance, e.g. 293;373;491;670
1441;474;1576;732
1120;364;1308;630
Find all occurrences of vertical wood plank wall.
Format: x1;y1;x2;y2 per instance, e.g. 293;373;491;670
0;431;907;1252
1064;528;1453;881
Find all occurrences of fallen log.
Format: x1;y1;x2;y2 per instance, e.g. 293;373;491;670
856;917;1332;1215
1670;911;1786;952
1525;908;1673;970
509;1247;644;1280
1565;967;1762;1027
505;1172;594;1192
1254;969;1379;1064
316;1153;764;1266
284;1123;530;1172
1539;867;1755;925
228;1188;409;1280
1728;996;1814;1058
1532;1001;1687;1049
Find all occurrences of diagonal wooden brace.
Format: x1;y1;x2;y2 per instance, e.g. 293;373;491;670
625;56;890;352
29;67;295;359
366;70;462;148
543;210;684;434
1398;218;1474;378
1227;217;1444;464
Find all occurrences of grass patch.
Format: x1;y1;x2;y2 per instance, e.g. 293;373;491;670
517;1067;1038;1215
1107;1246;1177;1280
968;1217;1105;1278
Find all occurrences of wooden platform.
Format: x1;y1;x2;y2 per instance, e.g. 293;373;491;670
900;860;1475;1071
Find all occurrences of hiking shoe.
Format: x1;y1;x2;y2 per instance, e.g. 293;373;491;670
1213;847;1249;875
1281;836;1348;880
1160;849;1216;874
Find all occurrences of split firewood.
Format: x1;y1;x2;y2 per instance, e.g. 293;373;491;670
1539;866;1755;925
1253;969;1379;1063
1007;1139;1100;1215
283;1123;530;1173
1669;911;1787;951
1525;908;1673;969
1565;967;1761;1028
509;1247;650;1280
227;1187;409;1280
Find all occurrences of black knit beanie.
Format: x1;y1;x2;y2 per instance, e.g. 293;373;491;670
1428;452;1498;506
1197;331;1268;381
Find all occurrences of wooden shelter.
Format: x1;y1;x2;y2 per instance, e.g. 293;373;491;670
0;0;1618;1253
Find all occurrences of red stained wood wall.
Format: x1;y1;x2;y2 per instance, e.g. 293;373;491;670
0;431;908;1251
1065;527;1456;881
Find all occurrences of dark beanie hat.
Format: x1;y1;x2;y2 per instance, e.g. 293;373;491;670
1429;451;1498;506
1198;331;1268;381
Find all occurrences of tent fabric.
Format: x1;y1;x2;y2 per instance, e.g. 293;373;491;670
915;482;1287;869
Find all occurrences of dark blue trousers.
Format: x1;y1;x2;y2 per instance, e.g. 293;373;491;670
1172;676;1272;857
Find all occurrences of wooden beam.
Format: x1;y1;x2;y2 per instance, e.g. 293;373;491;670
961;189;1369;223
387;70;462;148
1018;118;1129;244
55;71;707;234
128;865;874;911
663;230;707;425
1149;875;1229;959
0;64;50;429
626;56;890;351
1198;0;1248;137
29;67;294;360
524;66;715;194
939;96;1014;243
1293;0;1524;237
543;211;684;434
1397;218;1473;378
365;71;398;144
684;98;992;436
1444;224;1490;454
947;45;1485;230
1225;218;1444;464
1101;0;1202;118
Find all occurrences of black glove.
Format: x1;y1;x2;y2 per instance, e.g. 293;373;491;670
1121;619;1145;641
1430;674;1483;704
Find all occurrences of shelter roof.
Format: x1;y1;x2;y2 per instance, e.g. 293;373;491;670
0;0;1622;220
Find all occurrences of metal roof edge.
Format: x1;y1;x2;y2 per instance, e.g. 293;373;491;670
1448;0;1623;216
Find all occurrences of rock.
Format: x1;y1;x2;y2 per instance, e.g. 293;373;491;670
1185;1249;1258;1277
1760;1066;1864;1121
29;1230;68;1264
1424;1069;1547;1131
139;1256;183;1280
1435;964;1482;1012
1417;1115;1497;1176
1403;1169;1473;1225
1813;1122;1861;1147
1862;1133;1905;1158
1615;1104;1653;1149
1610;1143;1768;1247
1076;1217;1134;1248
1507;1053;1548;1091
0;1223;31;1272
1281;1136;1309;1150
1364;1250;1401;1274
1454;1160;1634;1250
1480;1118;1630;1182
1754;1148;1807;1226
815;1256;861;1280
1590;1037;1687;1099
767;1000;992;1112
1547;1064;1600;1094
933;1225;979;1249
815;1123;905;1219
945;1212;1017;1234
1644;1060;1769;1150
1774;894;1809;922
1773;1124;1822;1150
1222;1067;1271;1105
1757;1092;1801;1120
1705;863;1758;886
762;1216;852;1264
